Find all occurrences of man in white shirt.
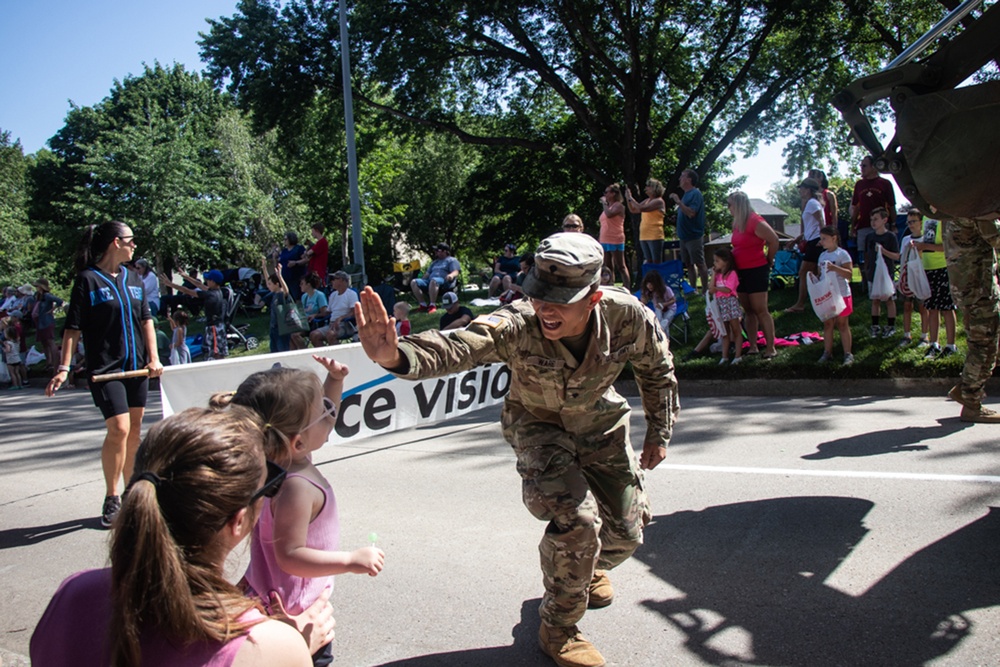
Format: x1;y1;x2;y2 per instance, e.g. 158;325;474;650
310;270;360;346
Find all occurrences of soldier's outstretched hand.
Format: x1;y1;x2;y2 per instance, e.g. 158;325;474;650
354;287;403;368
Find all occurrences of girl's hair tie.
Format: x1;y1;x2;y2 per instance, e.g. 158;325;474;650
136;471;162;487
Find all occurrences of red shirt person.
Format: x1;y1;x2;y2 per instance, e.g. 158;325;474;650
306;223;329;281
849;156;895;271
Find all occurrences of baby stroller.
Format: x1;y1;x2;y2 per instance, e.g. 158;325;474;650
222;286;260;352
221;267;263;315
769;249;802;290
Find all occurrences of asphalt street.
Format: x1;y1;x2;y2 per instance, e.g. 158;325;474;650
2;382;999;666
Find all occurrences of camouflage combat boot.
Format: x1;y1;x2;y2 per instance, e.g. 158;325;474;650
960;404;1000;423
538;622;606;667
587;570;614;609
948;384;978;409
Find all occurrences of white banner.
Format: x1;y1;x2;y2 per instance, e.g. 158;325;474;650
159;342;510;441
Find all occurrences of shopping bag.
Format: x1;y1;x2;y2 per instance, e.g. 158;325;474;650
24;345;46;367
898;242;914;297
807;270;846;321
870;246;895;301
276;301;308;336
902;242;932;300
705;293;724;339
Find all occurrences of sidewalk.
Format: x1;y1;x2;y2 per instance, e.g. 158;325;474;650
2;386;999;665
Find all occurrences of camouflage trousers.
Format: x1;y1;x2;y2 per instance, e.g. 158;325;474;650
504;413;650;627
943;218;1000;403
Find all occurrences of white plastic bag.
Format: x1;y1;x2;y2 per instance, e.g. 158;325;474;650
808;270;846;322
24;345;46;367
901;240;932;300
705;293;724;339
870;245;895;301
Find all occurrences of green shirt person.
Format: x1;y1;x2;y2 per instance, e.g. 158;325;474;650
354;232;679;667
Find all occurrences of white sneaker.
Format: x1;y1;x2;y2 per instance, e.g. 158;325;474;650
897;335;912;348
719;358;730;365
843;353;855;366
882;326;896;338
817;353;832;363
731;357;744;365
925;343;942;359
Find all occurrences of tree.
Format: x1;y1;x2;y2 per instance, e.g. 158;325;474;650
202;0;946;199
0;130;34;282
200;0;954;272
40;63;288;272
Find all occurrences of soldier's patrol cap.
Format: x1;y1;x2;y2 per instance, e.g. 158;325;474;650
521;232;604;305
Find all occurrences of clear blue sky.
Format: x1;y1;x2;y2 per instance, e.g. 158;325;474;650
0;1;843;201
0;0;239;152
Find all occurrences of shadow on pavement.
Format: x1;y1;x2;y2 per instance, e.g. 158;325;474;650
635;498;1000;666
802;418;974;459
0;517;104;550
373;598;548;666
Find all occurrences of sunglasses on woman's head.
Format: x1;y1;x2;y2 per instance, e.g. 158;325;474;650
249;461;287;504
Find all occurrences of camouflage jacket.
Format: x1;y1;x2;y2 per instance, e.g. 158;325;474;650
393;287;679;447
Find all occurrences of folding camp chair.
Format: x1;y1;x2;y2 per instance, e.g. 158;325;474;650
641;260;695;343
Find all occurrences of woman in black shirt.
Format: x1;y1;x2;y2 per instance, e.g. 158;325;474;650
46;221;163;528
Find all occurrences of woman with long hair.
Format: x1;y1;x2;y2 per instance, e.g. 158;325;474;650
30;407;315;667
728;191;779;357
598;183;630;287
45;221;163;528
808;168;839;229
625;179;667;265
784;178;826;313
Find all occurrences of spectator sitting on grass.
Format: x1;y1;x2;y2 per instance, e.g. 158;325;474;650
439;292;473;330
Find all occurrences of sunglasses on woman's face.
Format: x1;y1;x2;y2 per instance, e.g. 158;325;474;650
249;461;287;504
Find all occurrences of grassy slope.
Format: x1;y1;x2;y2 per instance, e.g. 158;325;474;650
24;283;964;382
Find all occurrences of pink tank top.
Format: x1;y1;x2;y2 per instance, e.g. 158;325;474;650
31;568;262;667
731;212;768;270
599;210;626;244
246;472;341;615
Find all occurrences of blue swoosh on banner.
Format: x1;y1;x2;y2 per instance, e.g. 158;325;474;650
343;373;396;399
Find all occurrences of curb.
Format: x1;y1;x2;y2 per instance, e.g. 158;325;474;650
615;377;1000;398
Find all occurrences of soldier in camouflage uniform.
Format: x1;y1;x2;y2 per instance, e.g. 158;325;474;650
942;217;1000;423
354;233;679;667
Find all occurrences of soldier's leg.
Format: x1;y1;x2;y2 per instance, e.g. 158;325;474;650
944;219;1000;404
579;424;649;571
517;443;600;627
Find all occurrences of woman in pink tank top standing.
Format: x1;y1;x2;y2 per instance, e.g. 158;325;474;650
728;191;780;358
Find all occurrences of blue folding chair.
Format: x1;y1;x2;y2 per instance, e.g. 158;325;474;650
641;260;694;343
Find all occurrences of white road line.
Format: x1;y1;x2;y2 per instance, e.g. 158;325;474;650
659;464;1000;485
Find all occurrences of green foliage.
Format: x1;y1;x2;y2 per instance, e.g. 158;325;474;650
0;130;34;282
32;63;309;276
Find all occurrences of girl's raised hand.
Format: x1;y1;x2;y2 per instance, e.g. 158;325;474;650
313;355;349;381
